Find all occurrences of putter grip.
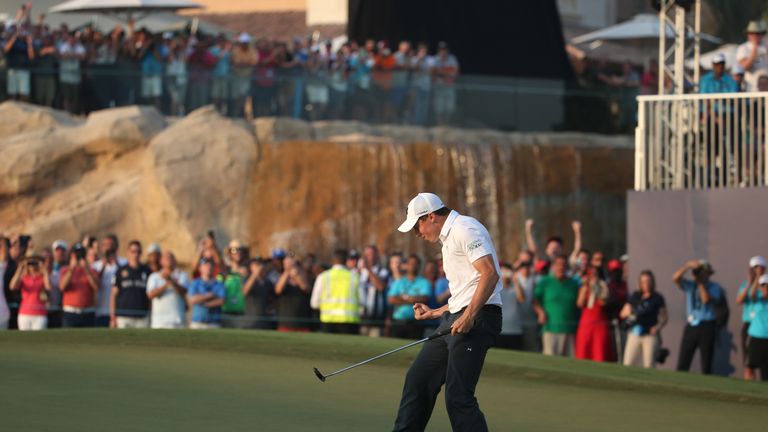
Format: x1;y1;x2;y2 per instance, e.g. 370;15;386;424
428;328;451;340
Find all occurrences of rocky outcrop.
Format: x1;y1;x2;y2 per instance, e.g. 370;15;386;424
0;102;633;265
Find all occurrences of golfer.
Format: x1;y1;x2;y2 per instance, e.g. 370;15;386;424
392;192;502;432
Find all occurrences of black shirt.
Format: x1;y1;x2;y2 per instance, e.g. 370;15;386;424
113;264;151;317
628;291;666;335
276;282;311;329
244;277;274;329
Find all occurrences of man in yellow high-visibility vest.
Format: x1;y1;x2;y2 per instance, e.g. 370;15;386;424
310;249;362;335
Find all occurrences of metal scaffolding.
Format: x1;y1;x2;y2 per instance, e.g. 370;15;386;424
657;0;701;95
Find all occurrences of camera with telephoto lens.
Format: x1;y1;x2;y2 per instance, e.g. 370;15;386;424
73;243;86;260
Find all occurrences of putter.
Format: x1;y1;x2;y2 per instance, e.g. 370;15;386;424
313;328;451;382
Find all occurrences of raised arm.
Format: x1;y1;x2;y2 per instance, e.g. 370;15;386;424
672;260;698;288
525;219;539;258
569;221;582;266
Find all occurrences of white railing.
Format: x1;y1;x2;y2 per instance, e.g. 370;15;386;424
635;92;768;190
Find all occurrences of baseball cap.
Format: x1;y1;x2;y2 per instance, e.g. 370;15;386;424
199;257;214;265
271;248;287;259
749;255;767;268
697;259;715;274
712;53;726;66
147;243;161;254
349;249;361;260
237;32;251;44
760;274;768;285
733;64;745;74
52;239;68;250
397;193;445;233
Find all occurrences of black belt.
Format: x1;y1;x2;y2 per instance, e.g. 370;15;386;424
457;304;501;315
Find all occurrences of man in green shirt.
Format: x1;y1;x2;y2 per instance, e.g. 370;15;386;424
533;255;579;356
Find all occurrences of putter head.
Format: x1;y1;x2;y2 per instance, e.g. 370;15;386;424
313;367;326;382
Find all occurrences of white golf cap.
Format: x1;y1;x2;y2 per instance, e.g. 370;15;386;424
749;255;767;268
238;33;251;43
760;274;768;285
147;243;161;254
397;193;445;233
712;53;726;66
52;239;68;250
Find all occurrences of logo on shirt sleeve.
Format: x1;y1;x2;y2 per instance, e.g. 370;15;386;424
467;239;483;252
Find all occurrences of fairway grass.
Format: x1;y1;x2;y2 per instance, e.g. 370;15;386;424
1;330;766;431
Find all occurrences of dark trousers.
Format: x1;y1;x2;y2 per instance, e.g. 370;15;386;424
62;312;95;328
748;336;768;380
677;320;716;374
321;323;359;335
393;306;501;432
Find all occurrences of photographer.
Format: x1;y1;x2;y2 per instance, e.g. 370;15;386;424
9;253;51;330
220;241;248;328
242;257;274;329
620;270;668;368
747;274;768;381
274;255;311;332
737;256;766;380
59;243;99;327
672;260;725;375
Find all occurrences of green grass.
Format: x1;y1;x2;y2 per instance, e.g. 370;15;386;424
1;330;766;431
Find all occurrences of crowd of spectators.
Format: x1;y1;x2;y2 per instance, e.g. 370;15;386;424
3;219;767;381
1;3;460;125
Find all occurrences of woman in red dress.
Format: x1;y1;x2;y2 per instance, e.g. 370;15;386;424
575;269;615;362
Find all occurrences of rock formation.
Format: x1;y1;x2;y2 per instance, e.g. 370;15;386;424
0;101;633;266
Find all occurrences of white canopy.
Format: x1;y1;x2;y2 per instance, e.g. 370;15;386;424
49;0;202;21
571;13;720;45
685;44;739;70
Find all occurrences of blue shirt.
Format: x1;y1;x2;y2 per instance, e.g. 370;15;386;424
738;280;763;323
187;278;226;323
681;279;723;326
208;46;231;76
699;71;739;94
141;45;168;76
388;276;432;321
748;297;768;338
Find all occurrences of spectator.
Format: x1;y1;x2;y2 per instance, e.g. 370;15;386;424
253;37;277;116
187;258;226;329
32;35;57;107
433;257;451;307
388;254;431;339
191;233;223;279
310;249;361;335
533;255;580;356
274;255;311;332
591;251;606;281
4;234;27;328
0;236;16;329
513;250;540;352
230;33;258;117
672;259;725;375
47;240;68;328
242;257;274;329
186;38;216;112
92;234;127;327
221;241;248;328
138;31;166;110
359;245;390;337
732;64;746;91
621;270;668;368
87;29;119;110
83;235;99;266
737;256;766;380
747;274;768;380
498;262;525;350
165;37;188;116
57;32;86;114
109;240;151;329
737;20;768;91
9;252;51;330
606;258;629;358
409;42;433;125
145;243;161;273
372;41;397;122
390;40;411;122
639;58;658;95
305;48;330;120
146;251;189;329
699;54;739;94
431;41;459;125
59;243;99;327
3;24;35;102
209;34;232;115
575;268;614;362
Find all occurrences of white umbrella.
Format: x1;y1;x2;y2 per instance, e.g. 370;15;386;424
50;0;202;21
571;13;720;45
685;44;738;70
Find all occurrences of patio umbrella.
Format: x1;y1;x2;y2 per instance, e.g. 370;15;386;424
685;43;738;70
49;0;202;21
571;13;720;45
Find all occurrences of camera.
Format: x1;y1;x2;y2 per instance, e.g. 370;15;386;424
73;243;86;260
19;234;31;249
655;347;670;364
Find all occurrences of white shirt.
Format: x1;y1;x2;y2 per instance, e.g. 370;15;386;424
0;261;9;326
440;210;503;313
92;257;128;316
146;270;189;329
736;41;768;91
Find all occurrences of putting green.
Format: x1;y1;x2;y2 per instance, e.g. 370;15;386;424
1;330;766;431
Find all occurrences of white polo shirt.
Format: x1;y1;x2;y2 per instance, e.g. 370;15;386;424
440;210;503;313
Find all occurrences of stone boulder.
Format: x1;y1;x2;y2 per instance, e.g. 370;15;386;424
0;101;81;139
